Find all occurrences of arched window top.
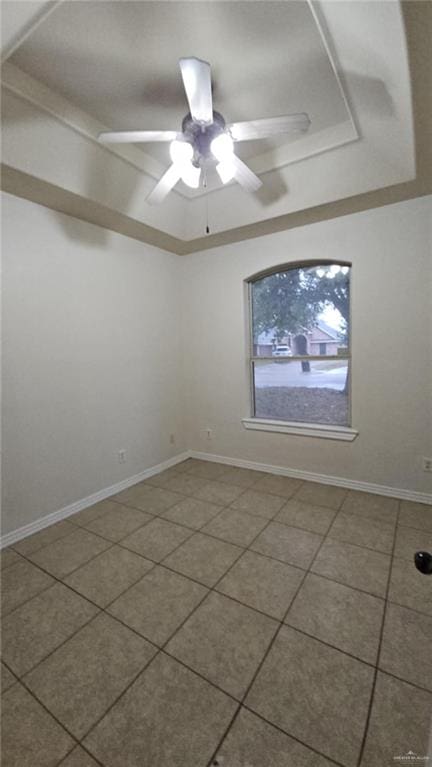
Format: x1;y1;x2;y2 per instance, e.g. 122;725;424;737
246;261;352;432
249;262;351;355
247;259;351;286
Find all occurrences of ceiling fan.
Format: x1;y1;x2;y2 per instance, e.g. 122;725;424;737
98;57;311;205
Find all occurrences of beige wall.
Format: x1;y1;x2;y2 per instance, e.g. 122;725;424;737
181;196;432;494
2;193;431;538
2;192;185;534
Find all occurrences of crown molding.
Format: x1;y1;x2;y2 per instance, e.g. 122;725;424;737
0;164;187;255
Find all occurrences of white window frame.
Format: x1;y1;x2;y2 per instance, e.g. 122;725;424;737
242;261;358;441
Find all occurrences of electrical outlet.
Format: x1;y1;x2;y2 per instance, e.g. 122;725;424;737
422;457;432;473
169;433;175;445
118;449;126;464
206;428;212;440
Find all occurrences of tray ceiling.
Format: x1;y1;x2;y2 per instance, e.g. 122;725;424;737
10;1;355;174
1;0;424;252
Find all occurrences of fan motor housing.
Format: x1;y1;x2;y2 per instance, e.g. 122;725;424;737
182;111;226;165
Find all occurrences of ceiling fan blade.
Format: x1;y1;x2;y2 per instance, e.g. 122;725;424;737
179;57;213;125
98;130;179;144
231;155;262;193
147;164;181;205
228;113;311;142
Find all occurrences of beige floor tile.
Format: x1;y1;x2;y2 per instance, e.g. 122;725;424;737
162;497;223;530
1;683;74;767
276;499;336;535
388;556;432;616
286;573;384;664
108;565;207;645
251;474;302;498
65;546;153;607
70;499;120;527
312;538;390;597
113;484;183;514
142;466;183;488
12;521;76;556
394;524;432;561
251;522;323;569
84;652;237;767
246;626;374;767
202;507;268;547
192;480;245;505
166;591;277;699
162;473;209;496
216;707;334;767
28;528;111;578
399;500;432;532
60;746;100;766
341;491;399;525
217;550;304;620
1;547;23;570
163;532;243;586
379;603;432;691
1;662;17;694
294;481;347;510
184;459;229;480
173;457;202;473
361;672;432;767
1;559;54;615
218;466;267;488
121;517;192;561
25;613;156;739
328;512;395;553
82;504;153;542
230;489;286;520
2;582;98;676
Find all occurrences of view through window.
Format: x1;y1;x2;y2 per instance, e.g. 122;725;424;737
249;263;351;427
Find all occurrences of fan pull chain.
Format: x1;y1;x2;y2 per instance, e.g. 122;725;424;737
203;167;210;234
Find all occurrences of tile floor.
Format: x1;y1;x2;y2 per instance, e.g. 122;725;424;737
1;458;432;767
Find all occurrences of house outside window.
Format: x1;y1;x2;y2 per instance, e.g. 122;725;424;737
247;262;351;431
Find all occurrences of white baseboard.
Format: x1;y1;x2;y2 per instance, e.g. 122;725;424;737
190;450;432;506
0;451;190;550
3;448;431;549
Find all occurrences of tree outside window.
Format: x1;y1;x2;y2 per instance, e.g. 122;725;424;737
249;263;351;426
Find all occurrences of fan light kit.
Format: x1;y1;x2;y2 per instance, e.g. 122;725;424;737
98;57;311;204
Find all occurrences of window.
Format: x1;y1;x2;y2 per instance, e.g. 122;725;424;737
245;262;355;439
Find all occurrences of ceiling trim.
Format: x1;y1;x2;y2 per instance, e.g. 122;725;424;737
0;163;186;255
1;0;63;63
1;62;172;188
1;1;430;256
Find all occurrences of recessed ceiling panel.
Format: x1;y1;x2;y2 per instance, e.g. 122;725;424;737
10;0;353;168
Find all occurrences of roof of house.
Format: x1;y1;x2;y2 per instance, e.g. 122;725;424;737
315;320;339;340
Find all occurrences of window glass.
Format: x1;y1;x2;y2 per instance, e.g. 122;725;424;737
249;263;351;426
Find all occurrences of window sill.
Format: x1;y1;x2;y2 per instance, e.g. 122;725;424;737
241;418;358;441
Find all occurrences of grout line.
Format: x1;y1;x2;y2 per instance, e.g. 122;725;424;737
240;704;347;767
355;500;401;767
56;741;106;767
3;465;428;766
72;489;288;760
385;598;432;620
205;487;339;767
10;519;80;557
1;574;57;620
